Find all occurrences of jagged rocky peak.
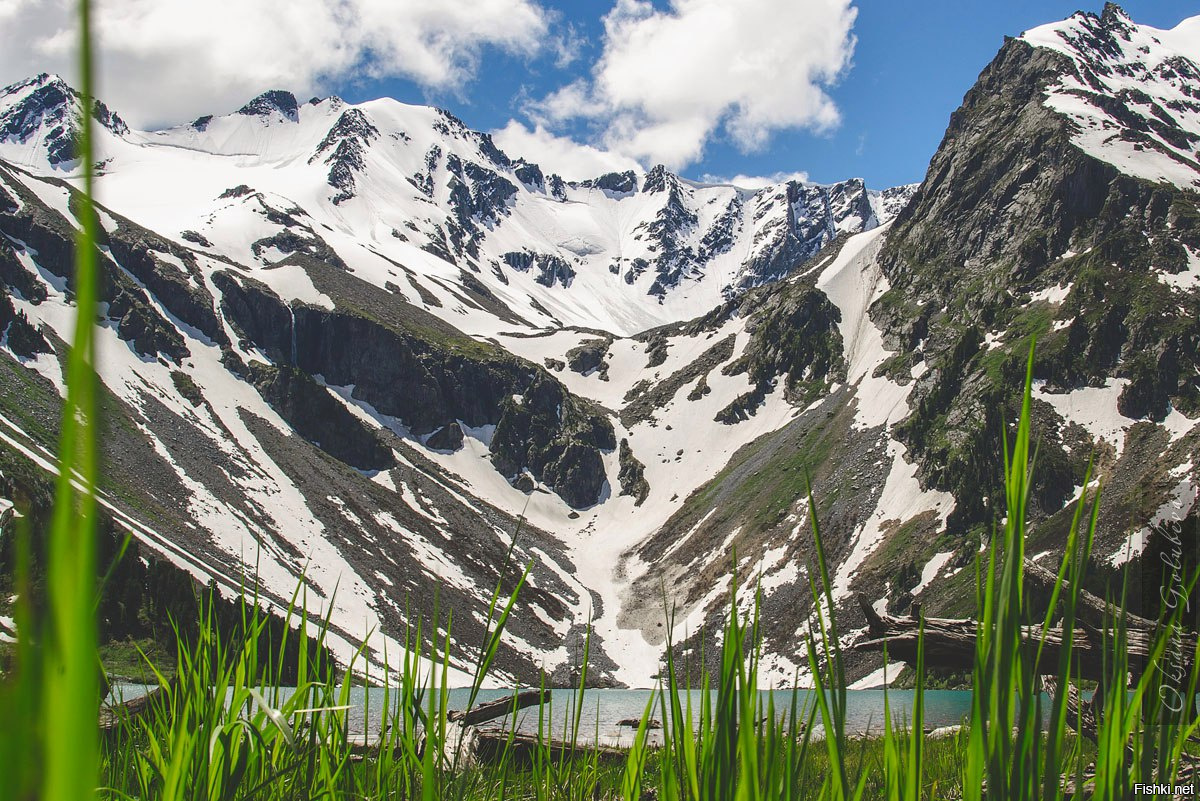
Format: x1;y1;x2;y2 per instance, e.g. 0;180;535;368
512;158;544;189
429;107;512;168
870;183;918;222
1020;1;1200;189
0;72;128;166
576;170;639;194
641;163;678;194
237;89;300;122
824;177;875;232
872;2;1200;538
315;108;378;151
310;108;380;203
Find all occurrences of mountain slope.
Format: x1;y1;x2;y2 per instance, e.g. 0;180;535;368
0;72;909;684
1;4;1197;687
0;74;905;337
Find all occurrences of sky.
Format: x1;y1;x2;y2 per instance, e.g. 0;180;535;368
0;0;1193;189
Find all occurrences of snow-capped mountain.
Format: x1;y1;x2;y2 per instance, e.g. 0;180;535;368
0;4;1197;687
0;73;128;168
0;72;904;337
1022;6;1200;190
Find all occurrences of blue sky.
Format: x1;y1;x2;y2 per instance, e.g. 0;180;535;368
1;0;1192;190
328;0;1193;189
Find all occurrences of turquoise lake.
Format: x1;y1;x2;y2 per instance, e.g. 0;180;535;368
111;685;997;745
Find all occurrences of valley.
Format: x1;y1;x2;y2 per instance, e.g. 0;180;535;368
0;2;1197;689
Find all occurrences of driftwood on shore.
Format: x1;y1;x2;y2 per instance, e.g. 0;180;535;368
347;687;630;765
470;729;629;766
1021;558;1157;630
853;559;1193;681
447;688;548;726
450;688;634;766
99;684;169;732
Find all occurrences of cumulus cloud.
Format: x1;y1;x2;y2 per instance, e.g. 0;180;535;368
534;0;857;169
0;0;550;127
492;120;642;181
700;171;811;190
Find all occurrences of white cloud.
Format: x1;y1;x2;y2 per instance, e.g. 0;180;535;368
492;120;642;181
551;21;588;69
700;171;810;190
0;0;550;127
534;0;857;169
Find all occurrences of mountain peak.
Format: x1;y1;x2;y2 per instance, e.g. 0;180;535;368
236;90;299;122
642;164;675;194
2;72;71;106
1099;3;1133;29
1020;6;1200;190
0;72;128;167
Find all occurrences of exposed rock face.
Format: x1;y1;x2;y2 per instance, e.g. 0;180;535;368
310;109;380;204
872;184;918;221
426;422;464;452
876;12;1200;530
617;439;650;506
237;90;300;122
0;296;48;358
723;282;845;404
212;268;616;508
501;251;576;288
0;164;190;363
248;363;395;471
446;154;518;229
103;216;228;345
491;375;616;508
638;167;701;298
578;171;638;194
566;338;610;376
735;179;870;293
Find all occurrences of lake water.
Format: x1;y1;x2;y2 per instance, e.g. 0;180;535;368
110;684;987;745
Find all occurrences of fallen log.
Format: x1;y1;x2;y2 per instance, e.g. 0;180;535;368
1023;558;1157;630
99;684;168;732
447;688;549;726
342;689;553;762
1041;676;1099;742
852;595;1193;681
470;728;629;766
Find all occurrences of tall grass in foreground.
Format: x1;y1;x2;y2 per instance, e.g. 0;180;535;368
0;0;101;797
2;0;1198;796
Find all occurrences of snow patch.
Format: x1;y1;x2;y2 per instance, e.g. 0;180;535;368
912;551;956;596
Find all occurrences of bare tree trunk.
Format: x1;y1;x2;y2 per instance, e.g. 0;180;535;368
448;688;549;726
852;593;1187;681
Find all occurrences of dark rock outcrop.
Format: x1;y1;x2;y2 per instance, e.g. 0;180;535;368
310;108;380;204
491;375;616;508
579;171;637;195
617;439;649;506
105;218;227;345
213;268;616;507
426;422;464;452
248;363;395;471
501;250;575;288
566;338;610;377
237;90;299;122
